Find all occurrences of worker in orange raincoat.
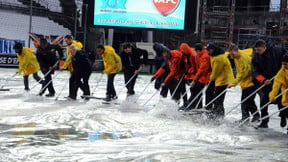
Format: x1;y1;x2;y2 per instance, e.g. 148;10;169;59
153;47;186;105
179;43;213;111
178;43;199;110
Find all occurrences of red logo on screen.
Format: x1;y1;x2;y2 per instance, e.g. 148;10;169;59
153;0;180;16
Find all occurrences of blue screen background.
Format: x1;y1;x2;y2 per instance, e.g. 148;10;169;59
94;0;187;30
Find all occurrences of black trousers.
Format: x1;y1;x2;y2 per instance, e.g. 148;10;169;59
186;81;205;109
241;86;260;120
40;70;55;95
205;81;215;111
69;72;91;99
106;73;117;98
124;68;137;94
279;105;288;119
69;71;86;94
211;85;227;118
23;72;42;90
258;85;283;124
168;78;187;104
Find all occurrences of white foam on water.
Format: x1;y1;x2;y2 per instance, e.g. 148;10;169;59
0;68;287;161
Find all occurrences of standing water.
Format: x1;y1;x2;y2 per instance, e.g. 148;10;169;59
0;68;287;161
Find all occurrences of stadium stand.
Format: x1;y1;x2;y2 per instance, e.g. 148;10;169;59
0;0;74;47
37;0;62;13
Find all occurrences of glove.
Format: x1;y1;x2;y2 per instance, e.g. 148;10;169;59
150;77;156;82
269;97;275;103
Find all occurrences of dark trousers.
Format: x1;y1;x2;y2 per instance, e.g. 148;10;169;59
124;68;137;94
81;73;91;96
211;85;227;118
205;81;215;110
106;73;117;98
279;105;288;119
258;85;283;124
168;78;187;104
241;86;260;120
160;86;169;98
23;72;42;90
40;70;55;95
69;72;86;94
186;81;205;109
69;72;91;99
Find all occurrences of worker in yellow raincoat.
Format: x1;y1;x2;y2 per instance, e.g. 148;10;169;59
207;44;234;119
13;42;43;91
96;45;122;101
228;44;260;124
269;54;288;128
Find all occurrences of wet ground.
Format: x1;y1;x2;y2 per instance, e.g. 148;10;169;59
0;68;287;161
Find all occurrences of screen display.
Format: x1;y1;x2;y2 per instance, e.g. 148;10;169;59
93;0;187;30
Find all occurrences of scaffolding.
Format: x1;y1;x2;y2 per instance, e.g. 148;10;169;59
200;0;288;49
200;0;235;48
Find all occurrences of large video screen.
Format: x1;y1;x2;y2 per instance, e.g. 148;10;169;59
93;0;187;30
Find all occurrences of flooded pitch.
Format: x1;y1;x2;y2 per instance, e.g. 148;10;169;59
0;68;287;161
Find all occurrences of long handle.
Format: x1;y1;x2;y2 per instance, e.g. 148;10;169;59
260;106;288;122
30;60;60;90
124;66;143;87
0;73;17;89
135;81;151;102
183;82;211;112
226;76;275;116
38;72;60;95
171;75;185;99
55;77;69;100
237;88;287;127
143;90;159;106
203;87;227;109
91;73;104;95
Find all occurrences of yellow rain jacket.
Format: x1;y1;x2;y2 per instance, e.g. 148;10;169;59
269;66;288;106
102;46;122;74
230;49;254;90
224;48;253;57
210;53;234;87
62;40;83;72
17;47;40;76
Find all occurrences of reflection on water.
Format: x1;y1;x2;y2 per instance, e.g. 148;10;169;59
0;70;287;161
0;122;135;149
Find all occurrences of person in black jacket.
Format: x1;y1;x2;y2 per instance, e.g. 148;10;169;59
252;40;287;128
120;43;148;96
66;45;92;100
151;43;170;97
36;38;63;97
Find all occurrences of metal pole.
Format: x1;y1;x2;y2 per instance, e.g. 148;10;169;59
237;88;288;127
147;31;153;43
28;0;33;47
108;29;114;46
74;7;77;39
195;0;200;34
200;0;207;43
83;4;88;51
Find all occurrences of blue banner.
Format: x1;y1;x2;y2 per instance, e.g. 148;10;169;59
0;39;25;55
0;54;18;67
